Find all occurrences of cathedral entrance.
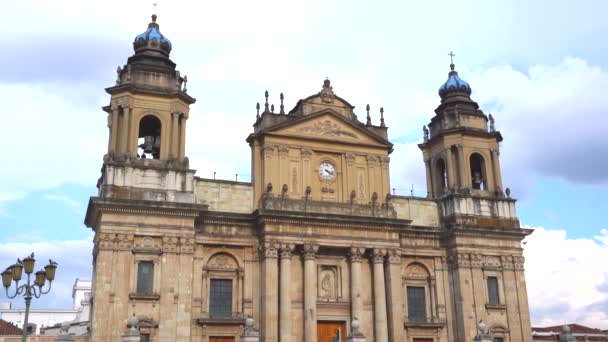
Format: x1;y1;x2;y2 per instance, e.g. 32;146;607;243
317;321;346;342
209;337;234;342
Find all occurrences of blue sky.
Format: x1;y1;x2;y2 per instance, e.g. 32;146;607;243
0;0;607;329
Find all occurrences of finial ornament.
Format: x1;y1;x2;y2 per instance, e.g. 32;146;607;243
279;92;285;114
182;75;188;92
264;90;269;113
448;50;456;70
489;113;495;132
256;102;260;119
271;104;275;113
319;78;335;103
380;107;386;127
366;104;371;126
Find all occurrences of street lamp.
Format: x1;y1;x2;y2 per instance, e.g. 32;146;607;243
2;253;58;342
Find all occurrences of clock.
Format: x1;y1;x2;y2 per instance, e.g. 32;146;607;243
319;162;336;181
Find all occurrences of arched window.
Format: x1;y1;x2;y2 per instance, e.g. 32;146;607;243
138;115;161;159
403;262;436;323
202;252;244;319
470;153;487;190
435;159;447;194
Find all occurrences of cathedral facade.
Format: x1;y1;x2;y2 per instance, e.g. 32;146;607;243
84;15;533;342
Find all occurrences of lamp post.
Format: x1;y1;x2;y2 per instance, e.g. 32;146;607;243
2;253;58;342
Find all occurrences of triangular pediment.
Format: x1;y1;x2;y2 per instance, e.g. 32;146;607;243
267;110;390;147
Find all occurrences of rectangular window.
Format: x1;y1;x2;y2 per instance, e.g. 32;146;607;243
493;338;504;342
140;334;150;342
407;286;426;322
209;279;233;318
137;261;154;295
487;276;500;305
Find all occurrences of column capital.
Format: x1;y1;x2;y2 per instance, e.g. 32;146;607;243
280;243;295;259
387;249;401;265
371;248;387;264
301;244;319;260
348;247;366;263
261;241;279;259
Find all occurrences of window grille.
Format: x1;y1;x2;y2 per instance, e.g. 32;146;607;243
137;261;154;295
487;276;500;305
407;286;426;322
209;279;233;318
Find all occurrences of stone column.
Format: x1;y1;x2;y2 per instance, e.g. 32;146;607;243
371;249;388;342
280;244;294;342
178;113;187;159
424;159;433;198
109;106;119;154
444;148;454;190
302;244;319;342
170;112;179;158
491;149;503;191
348;247;366;322
119;106;130;156
385;249;404;342
457;144;465;189
262;241;279;342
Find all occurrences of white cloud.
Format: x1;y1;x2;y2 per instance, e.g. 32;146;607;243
0;238;93;309
524;226;608;328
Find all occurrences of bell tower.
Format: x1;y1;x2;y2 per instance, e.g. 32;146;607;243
103;14;195;164
419;58;504;198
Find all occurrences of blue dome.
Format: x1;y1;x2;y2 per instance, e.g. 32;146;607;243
438;64;471;97
133;14;172;56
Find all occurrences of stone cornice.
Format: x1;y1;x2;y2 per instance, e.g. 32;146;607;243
85;197;207;230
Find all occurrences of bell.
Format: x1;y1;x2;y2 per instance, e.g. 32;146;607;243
141;136;156;154
473;171;482;185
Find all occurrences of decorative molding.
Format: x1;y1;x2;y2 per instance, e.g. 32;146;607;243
279;243;295;258
483;255;501;268
278;145;290;156
500;255;514;270
301;148;313;159
366;155;380;166
470;254;483;268
387;249;401;264
371;248;387;264
513;256;525;270
301;244;319;260
262;241;279;259
345;153;356;165
448;253;471;269
348;247;366;263
295;120;358;139
380;157;390;167
263;145;276;157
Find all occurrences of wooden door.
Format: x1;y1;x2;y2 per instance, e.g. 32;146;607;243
317;321;346;342
209;337;235;342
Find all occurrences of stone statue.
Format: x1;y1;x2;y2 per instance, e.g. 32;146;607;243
423;125;429;142
321;273;333;299
489;114;495;132
116;66;122;85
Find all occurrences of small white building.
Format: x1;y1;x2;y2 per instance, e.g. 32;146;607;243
0;278;91;334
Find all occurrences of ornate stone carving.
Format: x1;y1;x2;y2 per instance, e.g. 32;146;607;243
263;145;275;157
115;234;134;250
318;265;338;300
348;247;366;263
280;243;295;259
404;263;430;279
345;153;356;165
483;255;501;268
179;237;194;254
513;256;525;270
371;249;387;264
470;254;483;268
448;253;471;268
318;78;336;103
278;145;289;156
295;120;357;139
208;253;238;269
501;255;514;270
366;155;380;166
262;241;279;259
96;233;116;250
162;236;179;253
301;244;319;260
301;148;313;159
380;157;390;167
387;249;401;265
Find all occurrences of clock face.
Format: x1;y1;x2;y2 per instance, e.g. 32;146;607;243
319;162;336;181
